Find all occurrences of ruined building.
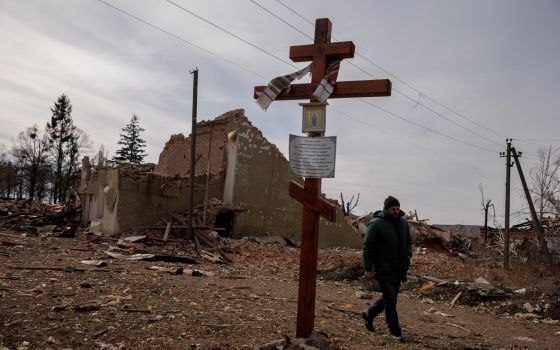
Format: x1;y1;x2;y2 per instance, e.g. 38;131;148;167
82;109;362;248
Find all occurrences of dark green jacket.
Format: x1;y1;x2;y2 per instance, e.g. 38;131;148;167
363;210;413;282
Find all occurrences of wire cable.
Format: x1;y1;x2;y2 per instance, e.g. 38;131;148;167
162;0;500;154
163;0;297;68
359;99;497;153
96;0;501;160
250;0;502;148
331;106;495;175
93;0;267;80
273;0;508;139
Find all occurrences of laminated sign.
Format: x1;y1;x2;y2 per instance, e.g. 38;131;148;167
289;135;337;178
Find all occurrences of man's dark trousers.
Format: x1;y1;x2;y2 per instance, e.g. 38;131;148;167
365;279;401;336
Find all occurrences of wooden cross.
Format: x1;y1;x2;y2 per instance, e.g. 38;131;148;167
253;18;391;338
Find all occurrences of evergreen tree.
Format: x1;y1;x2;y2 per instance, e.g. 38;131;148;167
113;114;147;164
45;94;89;203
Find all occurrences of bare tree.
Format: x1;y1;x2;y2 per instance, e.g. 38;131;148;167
479;183;494;243
10;125;51;199
0;145;18;198
547;195;560;215
529;146;560;219
340;192;360;216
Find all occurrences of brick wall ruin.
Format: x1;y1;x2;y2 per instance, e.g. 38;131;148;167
153;108;361;248
83;109;362;248
154;109;247;177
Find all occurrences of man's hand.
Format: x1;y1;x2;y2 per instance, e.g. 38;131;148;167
364;271;373;280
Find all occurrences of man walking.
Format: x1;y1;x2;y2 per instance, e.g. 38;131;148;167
361;196;412;343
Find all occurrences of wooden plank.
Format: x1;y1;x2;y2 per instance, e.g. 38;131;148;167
163;222;171;241
296;177;321;338
314;18;331;45
289;41;355;62
288;181;336;222
254;79;392;100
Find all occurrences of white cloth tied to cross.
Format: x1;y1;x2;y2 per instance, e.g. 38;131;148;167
312;60;341;103
255;60;342;111
255;64;311;111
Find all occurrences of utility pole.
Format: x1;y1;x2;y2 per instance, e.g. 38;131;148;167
479;184;493;245
511;147;549;257
188;68;198;241
500;139;512;269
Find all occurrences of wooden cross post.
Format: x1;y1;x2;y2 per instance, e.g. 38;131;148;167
254;18;391;338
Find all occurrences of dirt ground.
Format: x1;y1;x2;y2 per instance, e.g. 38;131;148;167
1;230;559;350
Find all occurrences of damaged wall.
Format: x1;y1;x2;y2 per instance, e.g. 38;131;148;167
154;109;247;177
85;109;362;248
228;117;362;249
116;172;224;232
85;168;120;235
84;166;223;234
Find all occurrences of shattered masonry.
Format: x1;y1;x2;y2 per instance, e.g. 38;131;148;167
82;109;362;248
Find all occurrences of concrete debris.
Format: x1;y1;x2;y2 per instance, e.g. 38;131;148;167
116;238;146;251
514;336;535;342
523;302;534;313
88;221;103;236
255;331;332;350
105;251;155;261
354;291;373;299
434;311;454;317
121;235;147;242
535;304;543;313
184;269;215;277
474;277;490;285
104;251;197;264
515;312;542;320
146;266;183;275
0;199;80;234
79;259;107;267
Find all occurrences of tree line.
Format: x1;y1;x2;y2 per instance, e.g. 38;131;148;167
0;94;148;203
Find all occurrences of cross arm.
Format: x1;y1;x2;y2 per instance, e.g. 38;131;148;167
289;42;355;62
288;181;336;222
254;79;391;100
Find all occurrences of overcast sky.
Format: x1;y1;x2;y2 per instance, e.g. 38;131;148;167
1;0;559;225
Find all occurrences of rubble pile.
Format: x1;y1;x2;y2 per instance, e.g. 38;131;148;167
114;198;238;264
408;220;453;251
0;199;80;235
409;274;560;323
2;222;559;349
347;211;475;254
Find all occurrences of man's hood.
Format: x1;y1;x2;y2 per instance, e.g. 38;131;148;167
373;210;407;220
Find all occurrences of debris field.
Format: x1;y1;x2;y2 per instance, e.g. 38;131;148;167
1;222;559;350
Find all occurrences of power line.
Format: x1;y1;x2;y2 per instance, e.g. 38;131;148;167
346;60;503;147
95;0;500;160
331;106;495;175
162;0;500;154
359;99;497;153
516;139;560;145
272;0;507;140
163;0;296;68
92;0;266;80
249;0;311;39
250;0;502;148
